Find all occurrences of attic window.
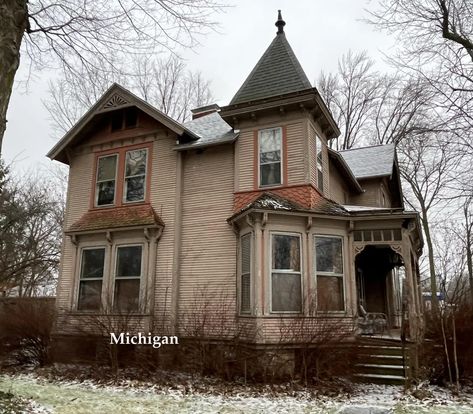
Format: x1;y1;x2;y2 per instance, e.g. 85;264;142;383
110;108;138;132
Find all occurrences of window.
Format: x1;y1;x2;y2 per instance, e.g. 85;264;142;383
259;127;282;187
111;108;138;131
78;248;105;311
240;233;252;313
315;236;344;311
114;245;142;311
316;135;324;192
124;148;148;203
271;233;302;312
96;154;118;206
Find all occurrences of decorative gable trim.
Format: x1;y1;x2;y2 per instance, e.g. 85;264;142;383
101;93;129;110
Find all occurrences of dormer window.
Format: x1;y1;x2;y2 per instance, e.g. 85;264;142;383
96;154;118;206
259;127;282;187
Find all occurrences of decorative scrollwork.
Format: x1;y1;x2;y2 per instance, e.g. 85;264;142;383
102;94;128;109
353;244;366;257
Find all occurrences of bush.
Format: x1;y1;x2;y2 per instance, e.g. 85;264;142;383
0;298;55;366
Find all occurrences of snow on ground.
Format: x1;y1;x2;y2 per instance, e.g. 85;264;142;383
1;373;473;414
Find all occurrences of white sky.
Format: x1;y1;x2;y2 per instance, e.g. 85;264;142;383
3;0;395;173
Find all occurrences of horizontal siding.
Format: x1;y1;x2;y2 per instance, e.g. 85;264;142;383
237;130;254;192
286;122;305;185
179;145;236;322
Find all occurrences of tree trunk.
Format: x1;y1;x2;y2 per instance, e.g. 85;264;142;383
421;209;439;313
0;0;28;155
465;206;473;305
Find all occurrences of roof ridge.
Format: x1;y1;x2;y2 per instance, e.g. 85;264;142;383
338;143;395;153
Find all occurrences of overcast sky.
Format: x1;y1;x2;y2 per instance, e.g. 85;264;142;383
3;0;394;174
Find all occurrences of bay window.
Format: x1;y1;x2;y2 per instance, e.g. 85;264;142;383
315;236;344;311
77;248;105;310
259;127;282;187
114;245;143;312
271;233;302;312
240;233;252;313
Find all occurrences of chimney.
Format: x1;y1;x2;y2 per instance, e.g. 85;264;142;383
191;103;220;120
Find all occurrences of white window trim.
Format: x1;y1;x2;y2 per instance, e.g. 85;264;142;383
112;243;144;312
258;127;283;188
95;153;119;207
239;232;253;315
75;246;107;311
314;234;346;313
123;148;148;204
269;231;303;314
316;135;324;192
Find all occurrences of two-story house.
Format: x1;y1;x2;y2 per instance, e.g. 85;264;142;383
47;12;424;360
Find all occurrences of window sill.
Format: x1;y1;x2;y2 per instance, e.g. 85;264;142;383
90;201;149;211
68;310;151;317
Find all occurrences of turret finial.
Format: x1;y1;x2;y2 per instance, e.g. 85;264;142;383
275;10;286;34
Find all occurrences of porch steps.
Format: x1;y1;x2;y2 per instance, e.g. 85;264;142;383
354;338;410;385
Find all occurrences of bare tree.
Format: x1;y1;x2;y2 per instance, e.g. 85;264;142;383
398;133;459;313
0;164;65;296
0;0;224;154
318;50;380;149
45;55;214;136
366;0;473;145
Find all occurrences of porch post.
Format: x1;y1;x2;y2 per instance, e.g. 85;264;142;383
347;223;357;317
402;230;419;341
253;215;263;317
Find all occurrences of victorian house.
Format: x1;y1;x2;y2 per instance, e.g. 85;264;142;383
48;12;424;370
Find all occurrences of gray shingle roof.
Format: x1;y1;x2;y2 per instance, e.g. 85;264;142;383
176;112;238;150
229;32;312;105
339;144;395;179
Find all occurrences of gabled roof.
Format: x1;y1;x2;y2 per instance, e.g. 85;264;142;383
175;112;239;151
339;144;395;179
47;83;199;164
229;12;312;105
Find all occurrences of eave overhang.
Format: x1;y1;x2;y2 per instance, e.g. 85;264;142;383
220;88;340;139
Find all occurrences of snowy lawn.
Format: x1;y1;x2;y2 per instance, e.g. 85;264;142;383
1;372;473;413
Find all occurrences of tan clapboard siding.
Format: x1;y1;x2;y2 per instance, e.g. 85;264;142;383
237;130;254;192
55;238;75;310
286;122;305;185
308;121;330;194
329;161;348;205
349;178;382;207
260;317;356;343
179;145;236;312
64;152;93;228
150;135;177;318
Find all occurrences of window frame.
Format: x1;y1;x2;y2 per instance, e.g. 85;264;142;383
76;246;107;311
239;232;252;315
269;231;303;314
313;234;345;312
258;127;283;188
316;135;324;193
112;243;144;312
94;153;119;207
123;148;149;204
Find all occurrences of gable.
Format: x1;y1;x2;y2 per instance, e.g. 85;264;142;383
47;83;199;164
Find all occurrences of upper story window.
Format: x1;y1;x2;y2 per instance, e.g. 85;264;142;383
316;135;324;193
96;155;118;206
124;149;148;203
271;233;302;313
94;146;149;208
259;127;282;187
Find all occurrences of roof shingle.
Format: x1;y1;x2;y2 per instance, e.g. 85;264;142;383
339;144;395;179
67;204;164;233
229;31;312;105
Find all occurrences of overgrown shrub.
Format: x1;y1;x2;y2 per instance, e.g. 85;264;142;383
0;298;55;366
